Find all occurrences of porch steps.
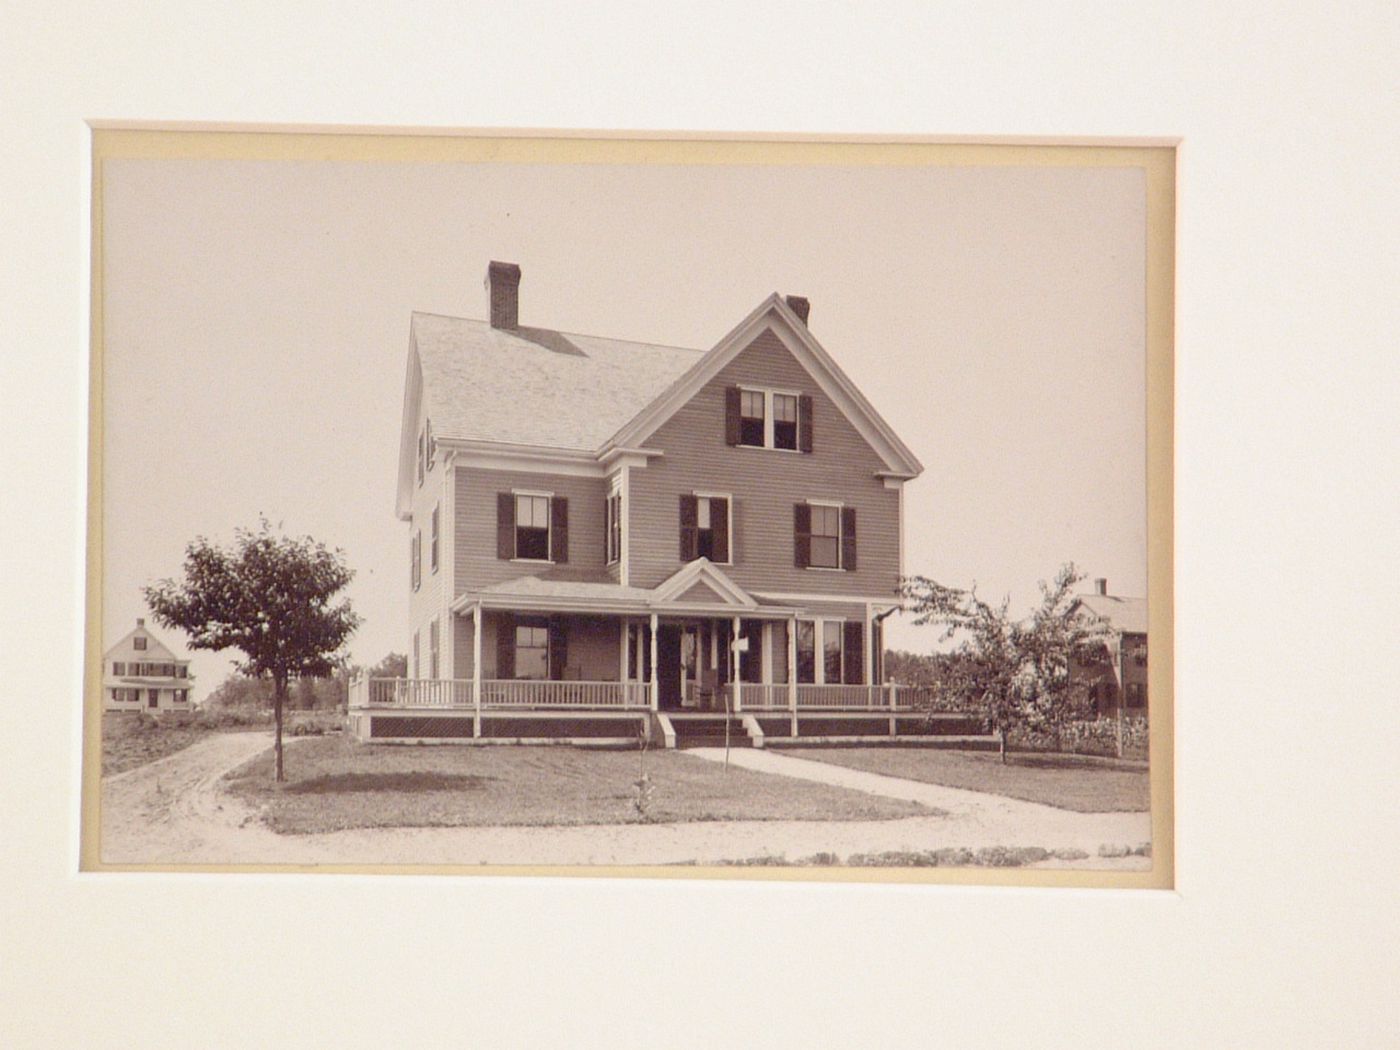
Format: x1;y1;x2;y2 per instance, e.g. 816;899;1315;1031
668;716;754;750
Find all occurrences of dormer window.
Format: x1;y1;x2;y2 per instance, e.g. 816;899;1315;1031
726;386;812;452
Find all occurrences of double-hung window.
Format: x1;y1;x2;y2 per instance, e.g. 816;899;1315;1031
605;492;622;564
727;386;811;451
498;491;568;563
515;494;550;560
514;624;549;680
809;504;841;569
430;503;439;573
679;493;730;563
739;389;766;446
773;393;799;450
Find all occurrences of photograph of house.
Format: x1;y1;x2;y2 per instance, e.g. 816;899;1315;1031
350;262;931;746
89;130;1166;880
101;618;193;713
1070;578;1148;715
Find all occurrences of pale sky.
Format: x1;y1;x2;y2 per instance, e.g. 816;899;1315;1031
101;156;1145;697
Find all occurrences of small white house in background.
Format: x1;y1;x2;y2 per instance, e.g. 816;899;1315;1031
102;618;194;712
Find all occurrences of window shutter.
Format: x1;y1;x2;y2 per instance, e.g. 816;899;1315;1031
551;496;569;564
798;394;814;452
843;621;865;684
496;614;515;679
841;506;857;571
724;386;742;445
496;492;515;560
603;497;610;562
679;494;699;561
793;502;811;568
711;497;730;563
549;615;568;680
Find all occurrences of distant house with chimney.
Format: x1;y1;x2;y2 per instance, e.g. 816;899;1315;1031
1070;578;1148;715
102;618;194;712
348;261;947;748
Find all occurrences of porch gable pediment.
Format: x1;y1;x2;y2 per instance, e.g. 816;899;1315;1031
651;559;757;609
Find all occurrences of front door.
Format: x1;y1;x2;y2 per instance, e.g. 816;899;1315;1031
656;625;683;710
147;689;159;709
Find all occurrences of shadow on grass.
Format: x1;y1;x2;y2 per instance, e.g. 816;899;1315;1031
1006;753;1146;772
277;772;496;795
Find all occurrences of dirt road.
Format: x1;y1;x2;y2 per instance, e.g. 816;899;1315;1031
100;733;1152;869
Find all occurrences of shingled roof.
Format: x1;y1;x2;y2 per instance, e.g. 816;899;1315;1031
1073;594;1148;635
412;312;703;452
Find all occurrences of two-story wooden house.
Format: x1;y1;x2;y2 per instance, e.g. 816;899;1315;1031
102;618;194;712
349;262;926;747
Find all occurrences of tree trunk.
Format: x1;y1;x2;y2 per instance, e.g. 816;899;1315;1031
273;675;286;783
999;727;1008;765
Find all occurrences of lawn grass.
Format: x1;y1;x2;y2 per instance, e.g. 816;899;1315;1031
225;735;937;833
101;713;213;776
789;747;1149;813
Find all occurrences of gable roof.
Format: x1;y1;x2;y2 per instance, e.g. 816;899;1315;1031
398;291;924;514
604;294;923;477
103;621;180;662
412;311;703;451
1072;594;1148;635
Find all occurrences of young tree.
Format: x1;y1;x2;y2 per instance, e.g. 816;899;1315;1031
898;564;1111;762
144;518;361;781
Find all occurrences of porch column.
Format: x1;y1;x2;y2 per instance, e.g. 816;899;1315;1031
649;612;659;712
761;622;773;708
472;603;483;738
788;615;798;737
618;618;628;684
732;615;742;714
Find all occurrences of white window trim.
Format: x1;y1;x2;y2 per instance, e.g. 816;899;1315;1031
511;489;555;564
794;616;848;685
692;490;734;566
736;385;804;451
805;498;844;571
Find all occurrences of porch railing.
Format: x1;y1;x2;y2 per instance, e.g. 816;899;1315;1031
736;683;900;710
349;676;647;710
795;684;891;709
479;679;649;709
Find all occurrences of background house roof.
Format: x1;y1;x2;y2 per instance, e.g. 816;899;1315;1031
1074;594;1147;634
412;312;703;452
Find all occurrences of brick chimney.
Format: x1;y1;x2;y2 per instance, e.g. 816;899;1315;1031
1094;578;1108;596
485;261;521;330
784;295;811;325
137;617;146;627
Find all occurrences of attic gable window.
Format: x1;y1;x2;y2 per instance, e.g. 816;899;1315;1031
739;389;765;446
498;491;570;563
726;386;813;452
133;636;147;651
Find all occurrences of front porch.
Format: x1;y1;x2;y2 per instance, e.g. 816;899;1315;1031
353;559;992;746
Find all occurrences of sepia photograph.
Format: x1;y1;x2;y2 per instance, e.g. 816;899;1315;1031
87;129;1172;884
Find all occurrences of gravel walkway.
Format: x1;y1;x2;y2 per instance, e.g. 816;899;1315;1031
100;733;1151;869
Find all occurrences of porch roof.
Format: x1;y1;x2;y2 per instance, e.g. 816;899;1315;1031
450;559;809;618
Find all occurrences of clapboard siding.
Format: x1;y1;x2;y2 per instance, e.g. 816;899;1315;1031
452;467;609;595
630;327;901;597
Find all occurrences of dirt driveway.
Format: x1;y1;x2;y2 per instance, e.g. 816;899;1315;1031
100;733;1151;869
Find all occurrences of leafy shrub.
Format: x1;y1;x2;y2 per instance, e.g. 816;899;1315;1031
1010;715;1148;758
